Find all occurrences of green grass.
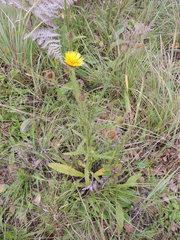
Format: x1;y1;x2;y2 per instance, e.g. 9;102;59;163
0;0;179;239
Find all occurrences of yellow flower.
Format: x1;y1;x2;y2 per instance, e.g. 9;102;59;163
64;51;84;67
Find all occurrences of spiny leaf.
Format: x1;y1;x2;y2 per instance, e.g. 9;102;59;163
48;163;84;177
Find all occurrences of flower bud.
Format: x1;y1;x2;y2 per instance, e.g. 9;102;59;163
44;71;55;80
135;42;144;48
99;112;109;120
121;44;129;52
78;92;86;101
107;130;117;140
66;32;75;41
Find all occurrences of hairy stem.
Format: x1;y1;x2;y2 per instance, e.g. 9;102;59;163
69;68;91;185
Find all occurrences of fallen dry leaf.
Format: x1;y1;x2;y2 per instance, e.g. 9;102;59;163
78;92;86;101
33;194;41;206
148;205;158;215
124;223;135;233
32;159;41;169
168;180;179;193
9;204;16;212
44;70;55;80
171;223;179;232
0;122;12;137
66;31;74;41
0;184;6;193
99;112;109;120
107;130;117;140
8;164;18;175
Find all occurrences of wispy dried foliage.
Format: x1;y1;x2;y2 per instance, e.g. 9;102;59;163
122;23;151;47
0;0;77;62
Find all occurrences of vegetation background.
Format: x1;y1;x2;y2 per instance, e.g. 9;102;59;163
0;0;179;239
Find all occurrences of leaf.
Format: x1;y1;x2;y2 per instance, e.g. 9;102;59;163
71;129;84;138
64;150;85;156
77;161;86;168
33;194;41;206
0;72;5;82
4;232;14;240
94;168;105;178
110;39;127;51
84;55;99;64
113;164;123;174
72;35;87;41
124;223;135;233
115;25;125;35
94;164;122;179
48;163;84;177
116;203;124;232
58;82;73;95
0;184;6;193
91;152;114;160
8;69;20;78
120;173;141;188
44;70;55;79
20;119;33;133
25;28;63;62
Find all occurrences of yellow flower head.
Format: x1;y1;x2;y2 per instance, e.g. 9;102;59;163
64;51;84;67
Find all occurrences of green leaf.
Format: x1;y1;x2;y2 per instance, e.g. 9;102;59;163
116;202;124;232
58;82;73;95
94;168;105;178
64;150;85;156
84;55;99;64
120;173;141;188
72;129;84;138
73;35;87;41
115;25;125;35
4;232;14;240
110;39;127;51
48;163;84;177
0;72;5;82
91;153;114;160
8;69;20;79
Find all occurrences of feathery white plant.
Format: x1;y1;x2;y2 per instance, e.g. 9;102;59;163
0;0;77;62
25;28;63;61
122;23;151;47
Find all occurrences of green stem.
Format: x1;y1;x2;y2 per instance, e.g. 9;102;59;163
85;158;90;185
69;68;81;102
51;79;60;98
68;67;91;185
84;126;91;185
64;0;70;31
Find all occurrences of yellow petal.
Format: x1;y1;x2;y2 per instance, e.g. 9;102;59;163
64;51;84;67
